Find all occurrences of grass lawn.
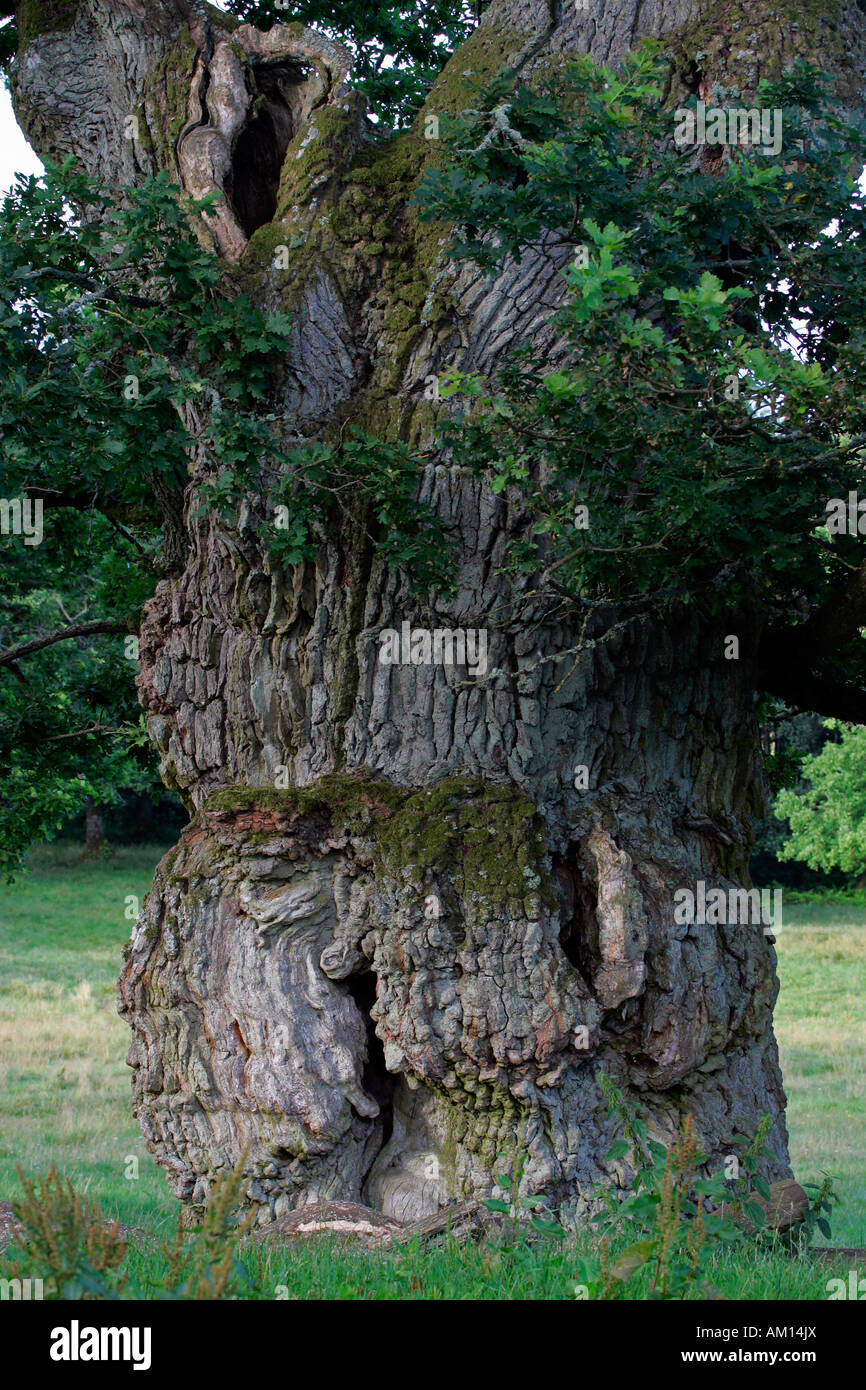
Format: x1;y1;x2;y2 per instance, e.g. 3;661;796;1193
0;844;177;1238
0;846;863;1298
775;900;866;1247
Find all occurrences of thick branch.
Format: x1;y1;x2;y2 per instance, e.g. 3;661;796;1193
0;619;133;669
10;0;210;191
23;487;155;526
759;654;866;724
774;557;866;661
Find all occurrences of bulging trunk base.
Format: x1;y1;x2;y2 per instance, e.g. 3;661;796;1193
119;770;790;1224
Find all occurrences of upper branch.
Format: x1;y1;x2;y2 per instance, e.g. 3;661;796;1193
757;659;866;725
0;619;133;670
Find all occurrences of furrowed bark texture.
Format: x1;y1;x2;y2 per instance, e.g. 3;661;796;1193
12;0;866;1221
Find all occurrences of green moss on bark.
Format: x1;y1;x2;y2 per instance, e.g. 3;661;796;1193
235;22;538;445
423;24;530;116
139;27;198;173
17;0;79;44
202;772;555;908
274;98;364;212
372;777;552;906
203;771;399;819
668;0;853;104
204;2;239;31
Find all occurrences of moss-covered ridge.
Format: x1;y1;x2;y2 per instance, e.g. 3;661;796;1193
137;26;199;171
240;19;540;447
203;772;555;907
17;0;79;45
667;0;855;106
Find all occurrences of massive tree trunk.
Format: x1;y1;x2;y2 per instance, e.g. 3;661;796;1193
11;0;866;1223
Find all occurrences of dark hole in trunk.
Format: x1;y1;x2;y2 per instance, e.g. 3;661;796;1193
227;64;301;237
346;970;395;1150
683;60;703;96
553;847;596;990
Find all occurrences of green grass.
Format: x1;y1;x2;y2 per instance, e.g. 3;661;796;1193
0;849;863;1298
775;900;866;1247
0;843;178;1237
118;1227;853;1301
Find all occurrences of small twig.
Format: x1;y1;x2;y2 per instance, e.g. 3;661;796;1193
44;722;124;743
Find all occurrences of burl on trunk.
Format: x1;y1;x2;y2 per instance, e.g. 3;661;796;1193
12;0;865;1223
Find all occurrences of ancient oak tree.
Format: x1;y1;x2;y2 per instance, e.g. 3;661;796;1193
9;0;866;1222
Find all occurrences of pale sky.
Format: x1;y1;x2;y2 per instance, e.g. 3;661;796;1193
0;80;43;192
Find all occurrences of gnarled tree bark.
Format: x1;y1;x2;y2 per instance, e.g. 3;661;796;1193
11;0;866;1223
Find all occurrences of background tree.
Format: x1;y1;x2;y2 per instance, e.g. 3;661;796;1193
751;707;844;888
0;504;150;875
4;0;866;1225
0;161;291;872
775;722;866;881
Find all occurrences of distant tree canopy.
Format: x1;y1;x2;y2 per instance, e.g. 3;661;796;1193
0;169;297;875
775;722;866;877
0;505;157;877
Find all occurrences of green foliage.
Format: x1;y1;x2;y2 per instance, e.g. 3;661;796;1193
483;1151;568;1246
268;429;454;590
775;721;866;875
0;159;448;590
0;162;449;869
751;711;848;888
0;1156;255;1300
149;1157;256;1300
782;885;866;903
189;416;456;591
1;1163;128;1299
0;161;295;511
724;1115;777;1233
575;1075;778;1299
0;162;295;876
415;51;866;649
760;739;807;800
788;1174;841;1249
223;0;477;128
0;510;158;878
